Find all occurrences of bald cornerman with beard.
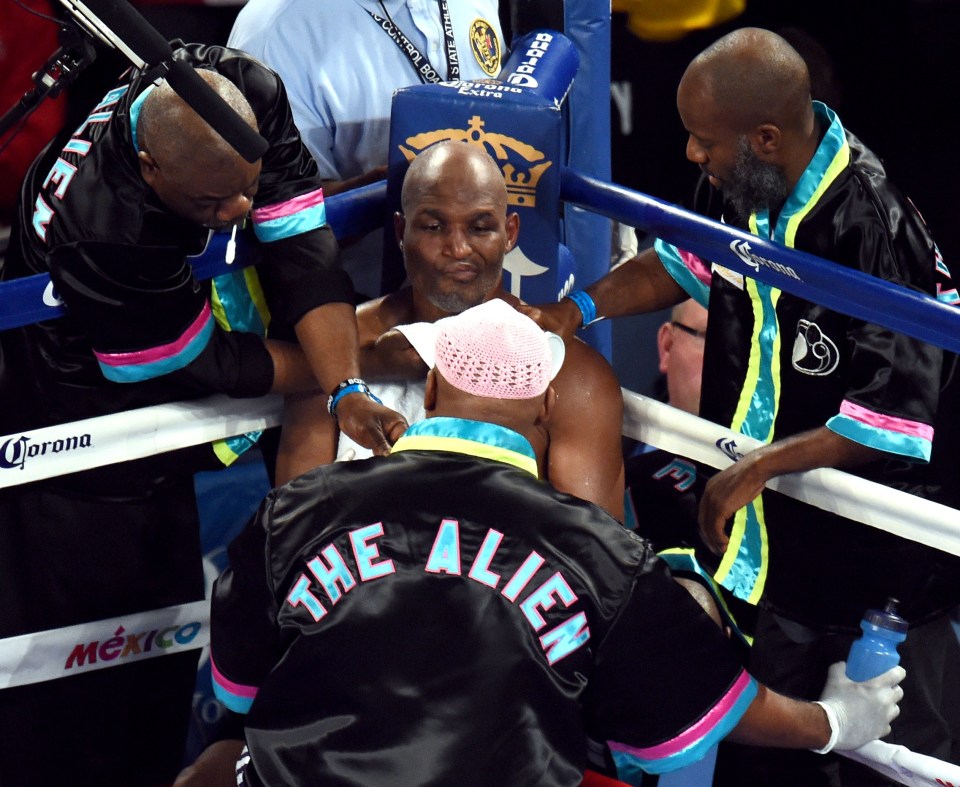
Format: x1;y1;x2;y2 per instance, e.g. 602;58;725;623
528;27;960;785
0;43;405;786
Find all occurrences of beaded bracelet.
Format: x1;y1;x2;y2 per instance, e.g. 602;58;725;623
326;378;383;419
567;289;601;327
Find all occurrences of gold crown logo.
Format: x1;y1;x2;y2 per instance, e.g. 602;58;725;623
399;116;552;208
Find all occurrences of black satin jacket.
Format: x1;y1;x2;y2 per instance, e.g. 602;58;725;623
1;43;351;437
212;418;753;786
658;104;960;627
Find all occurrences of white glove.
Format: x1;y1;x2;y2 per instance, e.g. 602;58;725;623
812;661;905;753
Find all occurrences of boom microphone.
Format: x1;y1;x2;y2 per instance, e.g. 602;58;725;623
59;0;170;68
58;0;269;162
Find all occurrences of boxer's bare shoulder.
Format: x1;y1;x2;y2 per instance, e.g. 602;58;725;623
546;335;626;520
357;288;416;349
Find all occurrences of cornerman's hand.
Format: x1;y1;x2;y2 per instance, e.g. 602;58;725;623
698;451;768;555
517;300;583;343
813;662;905;753
335;393;408;456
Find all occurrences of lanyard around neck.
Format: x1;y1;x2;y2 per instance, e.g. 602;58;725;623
363;0;459;84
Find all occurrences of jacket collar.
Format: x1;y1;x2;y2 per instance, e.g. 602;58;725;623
391;417;538;477
751;102;849;247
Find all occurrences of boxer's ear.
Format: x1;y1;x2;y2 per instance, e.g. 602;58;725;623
505;212;519;251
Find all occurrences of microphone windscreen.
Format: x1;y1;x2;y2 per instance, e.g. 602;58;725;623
79;0;173;65
165;60;270;163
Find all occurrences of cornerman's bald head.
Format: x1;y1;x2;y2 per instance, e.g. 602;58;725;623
138;70;258;177
682;27;812;134
136;69;262;229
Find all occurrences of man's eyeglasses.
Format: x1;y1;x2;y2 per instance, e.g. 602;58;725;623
671;321;707;341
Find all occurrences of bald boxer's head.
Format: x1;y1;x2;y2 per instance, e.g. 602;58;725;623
137;70;261;230
395;141;519;322
677;27;818;218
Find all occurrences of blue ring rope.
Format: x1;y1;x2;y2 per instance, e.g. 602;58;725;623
4;171;959;357
0;180;387;332
559;166;960;354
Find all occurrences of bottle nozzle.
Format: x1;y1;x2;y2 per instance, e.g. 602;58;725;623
864;598;908;633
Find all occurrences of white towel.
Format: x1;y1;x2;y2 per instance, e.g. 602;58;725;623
336;321;434;462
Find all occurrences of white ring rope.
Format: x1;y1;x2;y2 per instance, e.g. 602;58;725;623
843;740;960;787
0;601;209;690
622;389;960;558
2;390;957;785
3;388;957;558
0;394;282;488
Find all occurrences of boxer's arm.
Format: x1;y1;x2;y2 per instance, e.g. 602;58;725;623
273;390;339;485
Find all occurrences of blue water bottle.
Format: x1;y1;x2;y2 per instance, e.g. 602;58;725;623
845;598;908;681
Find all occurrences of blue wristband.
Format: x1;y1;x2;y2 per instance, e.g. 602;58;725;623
567;289;600;327
327;378;383;419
